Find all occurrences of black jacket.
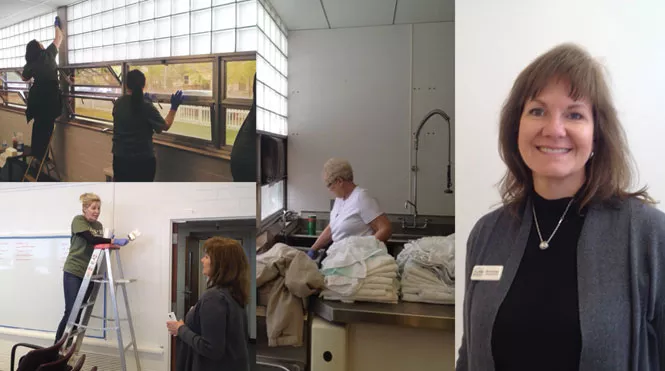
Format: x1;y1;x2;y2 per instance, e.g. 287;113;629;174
176;286;250;371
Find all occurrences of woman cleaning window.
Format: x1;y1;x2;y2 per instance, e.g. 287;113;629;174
21;16;64;170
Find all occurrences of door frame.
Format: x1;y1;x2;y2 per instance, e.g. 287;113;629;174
169;218;256;371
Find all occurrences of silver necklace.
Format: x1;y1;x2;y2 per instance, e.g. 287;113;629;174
532;197;575;250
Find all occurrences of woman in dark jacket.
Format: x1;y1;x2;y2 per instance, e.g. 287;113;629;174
166;237;250;371
21;16;64;165
457;43;665;371
111;69;184;182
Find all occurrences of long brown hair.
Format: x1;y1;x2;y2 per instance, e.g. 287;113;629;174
498;43;653;214
203;237;250;307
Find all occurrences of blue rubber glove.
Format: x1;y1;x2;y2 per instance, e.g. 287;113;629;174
144;92;157;102
307;249;318;260
170;90;184;111
54;16;62;29
113;238;129;246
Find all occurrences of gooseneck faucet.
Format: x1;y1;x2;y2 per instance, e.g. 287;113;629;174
403;200;429;229
404;109;453;229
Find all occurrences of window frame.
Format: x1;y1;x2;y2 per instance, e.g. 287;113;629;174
0;70;30;111
0;51;256;158
258;131;287;226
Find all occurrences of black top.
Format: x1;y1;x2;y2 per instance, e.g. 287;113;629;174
76;231;111;246
112;95;167;158
22;43;59;82
491;192;585;371
23;43;62;123
176;286;250;371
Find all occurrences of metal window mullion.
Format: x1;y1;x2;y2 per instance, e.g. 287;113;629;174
212;55;221;148
63;93;119;102
234;0;238;53
121;62;128;96
220;54;227;146
283;135;288;209
257;134;262;219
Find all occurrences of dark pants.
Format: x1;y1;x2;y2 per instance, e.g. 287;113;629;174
55;271;93;344
31;117;55;161
113;156;156;182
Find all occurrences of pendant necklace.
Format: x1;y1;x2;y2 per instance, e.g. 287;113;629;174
532;197;575;250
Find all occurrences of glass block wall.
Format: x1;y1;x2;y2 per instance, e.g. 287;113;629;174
256;0;287;137
0;13;58;69
66;0;259;63
257;0;287;220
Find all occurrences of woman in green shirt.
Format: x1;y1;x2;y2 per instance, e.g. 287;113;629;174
54;193;129;343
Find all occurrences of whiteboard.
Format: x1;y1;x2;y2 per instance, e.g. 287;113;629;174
0;182;115;339
0;235;106;338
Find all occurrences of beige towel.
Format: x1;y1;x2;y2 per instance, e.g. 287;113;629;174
257;243;325;347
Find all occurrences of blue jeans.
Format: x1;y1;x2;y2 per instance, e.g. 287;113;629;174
55;271;93;344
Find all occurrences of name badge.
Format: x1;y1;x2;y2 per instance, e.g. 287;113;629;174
471;265;503;281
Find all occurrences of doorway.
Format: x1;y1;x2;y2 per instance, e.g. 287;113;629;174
170;218;256;371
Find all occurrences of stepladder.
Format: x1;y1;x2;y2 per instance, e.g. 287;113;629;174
22;128;61;182
63;244;141;371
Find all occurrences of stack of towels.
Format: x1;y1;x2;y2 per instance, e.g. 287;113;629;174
396;234;455;305
320;236;400;304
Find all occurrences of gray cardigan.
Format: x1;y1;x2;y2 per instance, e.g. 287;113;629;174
457;196;665;371
176;286;250;371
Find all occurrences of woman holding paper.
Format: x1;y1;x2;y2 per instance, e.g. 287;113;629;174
166;237;250;371
54;193;129;344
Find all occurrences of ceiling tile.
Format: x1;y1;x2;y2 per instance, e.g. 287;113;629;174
322;0;395;28
0;0;75;29
394;0;454;24
269;0;329;30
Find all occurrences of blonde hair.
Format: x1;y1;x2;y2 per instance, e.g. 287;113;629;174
498;43;652;213
79;193;101;209
323;158;354;185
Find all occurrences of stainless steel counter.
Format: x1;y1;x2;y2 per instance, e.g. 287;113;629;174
310;297;454;331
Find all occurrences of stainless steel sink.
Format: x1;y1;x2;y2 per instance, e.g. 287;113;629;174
257;363;293;371
390;233;435;241
256;357;303;371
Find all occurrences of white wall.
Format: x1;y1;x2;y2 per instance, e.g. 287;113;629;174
287;22;454;216
455;0;665;359
0;183;256;371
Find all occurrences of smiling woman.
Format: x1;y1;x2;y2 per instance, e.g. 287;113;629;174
457;43;665;371
517;79;595;199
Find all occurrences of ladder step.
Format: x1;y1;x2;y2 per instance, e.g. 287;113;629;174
80;301;96;309
74;324;120;331
124;341;135;352
91;278;135;284
90;315;129;322
23;174;36;182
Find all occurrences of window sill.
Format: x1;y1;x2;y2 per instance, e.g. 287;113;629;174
59;117;232;161
0;105;27;115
